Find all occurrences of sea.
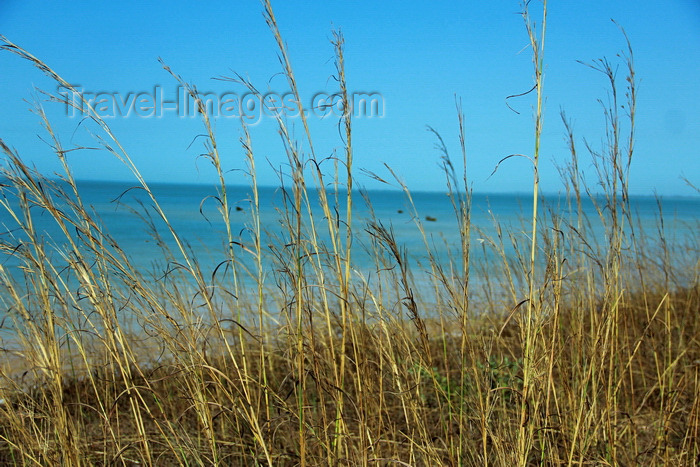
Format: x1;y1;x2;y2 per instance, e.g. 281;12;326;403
1;180;698;305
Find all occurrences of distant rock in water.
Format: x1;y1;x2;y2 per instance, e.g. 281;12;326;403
397;209;403;214
425;216;437;222
235;206;244;212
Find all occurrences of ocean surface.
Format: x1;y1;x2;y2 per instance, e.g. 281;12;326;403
1;180;698;299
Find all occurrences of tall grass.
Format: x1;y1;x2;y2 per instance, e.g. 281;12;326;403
1;2;699;465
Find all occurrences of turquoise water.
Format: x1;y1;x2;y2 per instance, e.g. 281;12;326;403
1;180;698;297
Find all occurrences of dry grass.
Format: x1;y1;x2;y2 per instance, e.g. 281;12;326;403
0;2;699;466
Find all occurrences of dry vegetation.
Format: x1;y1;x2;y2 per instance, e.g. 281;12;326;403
0;1;699;465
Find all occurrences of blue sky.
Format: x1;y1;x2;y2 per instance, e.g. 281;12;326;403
1;0;698;195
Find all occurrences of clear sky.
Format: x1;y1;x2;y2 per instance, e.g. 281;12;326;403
1;1;699;195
